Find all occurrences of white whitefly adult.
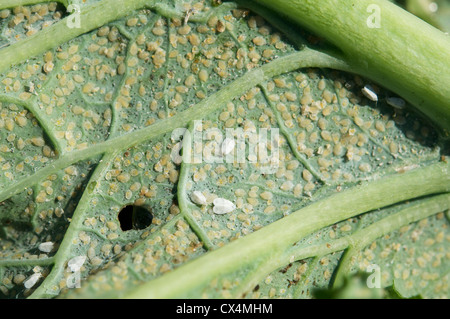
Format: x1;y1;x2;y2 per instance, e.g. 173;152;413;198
191;191;207;206
38;241;54;253
220;137;235;156
67;255;86;272
386;97;406;109
361;85;378;102
212;198;236;214
24;273;41;289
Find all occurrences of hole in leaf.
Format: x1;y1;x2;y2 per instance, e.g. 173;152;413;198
118;205;153;231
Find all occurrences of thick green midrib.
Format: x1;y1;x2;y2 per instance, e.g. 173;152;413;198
124;161;450;298
0;49;350;203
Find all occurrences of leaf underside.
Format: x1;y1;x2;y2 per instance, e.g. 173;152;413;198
0;0;448;299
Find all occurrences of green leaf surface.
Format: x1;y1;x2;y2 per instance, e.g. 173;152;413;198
0;0;448;299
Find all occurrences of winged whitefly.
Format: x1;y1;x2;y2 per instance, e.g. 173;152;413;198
213;198;236;214
67;256;87;272
38;241;54;253
220;137;235;156
361;85;378;102
191;191;207;206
